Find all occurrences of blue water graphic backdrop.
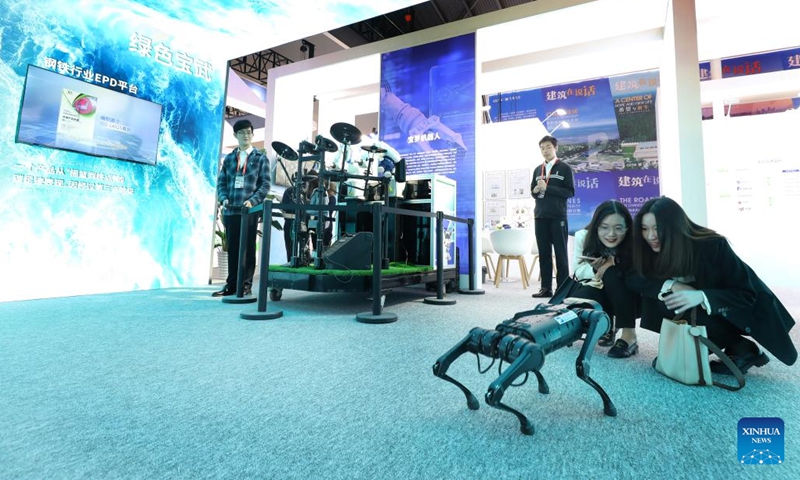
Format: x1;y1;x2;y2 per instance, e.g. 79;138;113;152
0;2;227;301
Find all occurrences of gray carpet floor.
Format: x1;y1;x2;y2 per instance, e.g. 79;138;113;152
1;278;798;479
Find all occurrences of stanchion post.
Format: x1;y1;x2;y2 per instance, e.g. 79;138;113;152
241;200;283;320
459;217;485;295
371;202;383;314
356;202;397;323
436;212;445;298
424;211;456;305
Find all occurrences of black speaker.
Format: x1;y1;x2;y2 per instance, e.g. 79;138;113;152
395;158;406;183
324;232;373;270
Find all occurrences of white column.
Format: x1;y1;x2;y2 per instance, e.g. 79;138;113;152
657;0;707;224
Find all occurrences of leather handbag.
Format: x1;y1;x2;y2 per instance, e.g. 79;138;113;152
653;308;745;391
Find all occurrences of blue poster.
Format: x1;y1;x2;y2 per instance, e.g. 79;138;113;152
486;89;544;123
380;33;476;273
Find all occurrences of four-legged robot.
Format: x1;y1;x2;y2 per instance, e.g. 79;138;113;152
432;299;617;435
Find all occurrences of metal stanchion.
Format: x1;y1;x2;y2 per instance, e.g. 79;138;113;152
356;202;398;324
424;211;456;305
241;200;283;320
459;218;484;295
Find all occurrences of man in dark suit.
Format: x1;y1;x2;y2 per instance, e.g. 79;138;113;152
531;135;575;298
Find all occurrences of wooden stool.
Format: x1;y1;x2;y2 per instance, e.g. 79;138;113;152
494;254;530;289
489;228;535;290
528;254;557;281
483;252;495;280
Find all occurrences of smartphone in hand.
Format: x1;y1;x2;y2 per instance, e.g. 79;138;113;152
578;256;599;261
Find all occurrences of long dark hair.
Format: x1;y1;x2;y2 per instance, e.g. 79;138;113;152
632;197;721;278
582;200;633;267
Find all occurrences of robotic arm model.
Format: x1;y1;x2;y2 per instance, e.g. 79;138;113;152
371;140;401;178
380;86;467;152
432;299;617;435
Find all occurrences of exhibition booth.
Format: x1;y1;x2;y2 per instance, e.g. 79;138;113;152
264;0;800;289
2;0;799;302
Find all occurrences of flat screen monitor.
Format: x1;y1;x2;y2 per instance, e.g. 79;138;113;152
15;65;163;166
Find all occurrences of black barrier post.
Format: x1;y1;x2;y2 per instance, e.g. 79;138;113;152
459;218;485;295
241;200;283;320
424;211;456;305
356;202;397;324
223;205;257;304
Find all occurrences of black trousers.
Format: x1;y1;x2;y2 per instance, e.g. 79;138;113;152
572;266;638;329
283;219;294;262
311;227;333;250
534;217;569;290
223;213;259;290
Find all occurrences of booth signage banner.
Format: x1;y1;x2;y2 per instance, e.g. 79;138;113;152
698;47;800;81
380;33;476;273
721;47;800;78
699;61;712;81
486;71;661;231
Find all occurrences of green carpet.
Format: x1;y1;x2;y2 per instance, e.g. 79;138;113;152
268;262;433;276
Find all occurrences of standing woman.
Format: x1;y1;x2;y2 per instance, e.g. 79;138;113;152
627;197;796;374
571;200;639;358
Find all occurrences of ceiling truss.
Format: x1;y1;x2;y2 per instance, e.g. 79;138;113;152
227;0;536;89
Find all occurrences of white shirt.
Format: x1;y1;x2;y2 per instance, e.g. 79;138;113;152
238;146;254;167
543;158;557;177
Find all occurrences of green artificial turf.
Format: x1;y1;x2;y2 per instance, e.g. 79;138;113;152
268;262;433;276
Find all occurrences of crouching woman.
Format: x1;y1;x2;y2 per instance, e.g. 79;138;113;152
571;200;640;358
626;197;797;375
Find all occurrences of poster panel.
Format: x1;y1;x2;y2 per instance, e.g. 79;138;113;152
380;33;476;273
485;71;662;232
484;200;506;228
484;170;506;199
507;169;530;199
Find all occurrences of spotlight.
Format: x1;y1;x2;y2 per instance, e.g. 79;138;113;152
549;121;570;134
543;108;567;123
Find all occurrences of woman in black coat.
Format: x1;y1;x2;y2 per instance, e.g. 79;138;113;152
626;197;796;375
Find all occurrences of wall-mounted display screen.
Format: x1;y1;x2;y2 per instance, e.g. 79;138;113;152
15;65;163;165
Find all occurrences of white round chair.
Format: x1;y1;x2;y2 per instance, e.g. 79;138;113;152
528;239;541;281
489;228;535;289
528;239;557;282
482;230;496;281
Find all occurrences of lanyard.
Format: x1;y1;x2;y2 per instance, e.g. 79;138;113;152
236;149;249;175
539;159;558;187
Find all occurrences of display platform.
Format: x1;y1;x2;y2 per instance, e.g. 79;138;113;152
266;262;458;301
236;130;478;321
